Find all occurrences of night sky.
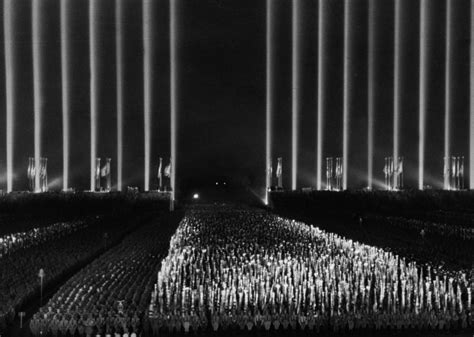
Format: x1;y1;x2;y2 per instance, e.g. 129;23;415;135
0;0;471;195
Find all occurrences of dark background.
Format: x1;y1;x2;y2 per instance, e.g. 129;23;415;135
0;0;471;199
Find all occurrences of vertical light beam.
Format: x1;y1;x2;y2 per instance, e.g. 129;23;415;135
89;0;98;191
33;0;44;192
316;0;325;190
444;0;452;190
419;0;428;190
61;0;71;191
116;0;123;191
170;0;178;205
265;0;274;203
342;0;351;190
291;0;301;190
4;0;15;193
367;0;375;190
393;0;401;188
143;0;152;191
471;0;474;190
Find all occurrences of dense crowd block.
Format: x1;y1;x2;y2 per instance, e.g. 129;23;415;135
0;213;141;332
149;206;472;333
29;214;178;337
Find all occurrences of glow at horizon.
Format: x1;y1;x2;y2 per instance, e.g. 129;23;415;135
89;0;98;191
367;0;375;190
33;0;44;192
265;0;274;204
393;0;401;186
116;0;123;191
4;0;15;193
61;0;71;191
444;0;452;190
419;0;428;190
143;0;152;192
342;0;351;190
471;0;474;190
316;0;326;191
170;0;178;203
291;0;301;191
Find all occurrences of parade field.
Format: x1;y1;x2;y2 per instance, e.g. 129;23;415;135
149;206;472;335
0;193;472;337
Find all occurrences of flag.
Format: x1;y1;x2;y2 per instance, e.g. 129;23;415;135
443;157;448;176
30;159;35;179
95;159;100;179
157;159;163;179
164;162;171;178
101;165;108;177
451;157;456;178
276;160;282;178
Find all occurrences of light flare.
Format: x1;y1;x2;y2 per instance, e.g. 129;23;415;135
116;0;124;191
61;0;71;191
367;0;375;190
291;0;301;190
89;0;99;191
4;0;15;193
143;0;152;191
342;0;352;190
170;0;178;207
265;0;274;203
33;0;44;192
471;0;474;189
444;0;452;190
419;0;428;190
316;0;326;190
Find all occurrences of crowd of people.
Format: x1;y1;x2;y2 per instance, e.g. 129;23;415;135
149;206;472;333
0;219;88;257
364;214;473;241
270;189;474;218
29;214;177;336
357;214;474;273
406;209;474;229
0;213;141;333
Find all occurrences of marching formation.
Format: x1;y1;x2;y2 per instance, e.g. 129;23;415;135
0;220;87;257
29;214;176;336
150;206;472;333
365;215;474;241
0;214;138;332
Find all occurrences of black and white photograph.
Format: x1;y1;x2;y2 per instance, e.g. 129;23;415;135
0;0;473;336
